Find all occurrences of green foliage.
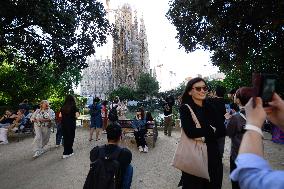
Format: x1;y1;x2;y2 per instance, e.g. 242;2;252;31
136;73;159;99
0;0;112;105
0;0;112;76
167;0;284;93
108;86;137;101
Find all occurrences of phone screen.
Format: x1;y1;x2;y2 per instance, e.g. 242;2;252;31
262;78;276;102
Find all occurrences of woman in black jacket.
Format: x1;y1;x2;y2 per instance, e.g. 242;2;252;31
60;95;80;159
178;77;224;189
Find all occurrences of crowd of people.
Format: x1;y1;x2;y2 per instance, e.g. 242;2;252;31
0;76;284;189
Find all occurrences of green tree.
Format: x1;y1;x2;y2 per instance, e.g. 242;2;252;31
167;0;284;93
0;0;111;78
136;73;159;100
0;0;112;105
108;86;137;101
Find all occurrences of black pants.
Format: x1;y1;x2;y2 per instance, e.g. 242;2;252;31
134;129;147;147
62;126;76;155
230;157;240;189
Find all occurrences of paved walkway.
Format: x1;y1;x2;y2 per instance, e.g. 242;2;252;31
0;128;283;189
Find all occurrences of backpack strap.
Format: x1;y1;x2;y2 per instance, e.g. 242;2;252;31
98;145;122;160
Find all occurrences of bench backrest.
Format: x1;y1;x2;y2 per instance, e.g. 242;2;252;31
118;120;155;129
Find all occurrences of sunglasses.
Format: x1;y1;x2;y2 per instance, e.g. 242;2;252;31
192;86;208;92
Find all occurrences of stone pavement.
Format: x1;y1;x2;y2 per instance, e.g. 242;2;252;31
0;128;283;189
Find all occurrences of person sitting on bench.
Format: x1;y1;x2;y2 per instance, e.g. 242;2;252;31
132;107;148;153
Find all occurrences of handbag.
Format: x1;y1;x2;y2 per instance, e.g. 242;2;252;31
171;104;210;180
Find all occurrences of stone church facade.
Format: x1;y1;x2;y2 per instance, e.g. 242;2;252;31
80;56;112;100
80;4;150;99
112;4;150;89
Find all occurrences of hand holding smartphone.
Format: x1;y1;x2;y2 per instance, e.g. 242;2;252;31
252;73;277;107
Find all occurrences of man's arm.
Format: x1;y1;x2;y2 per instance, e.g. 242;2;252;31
230;97;284;189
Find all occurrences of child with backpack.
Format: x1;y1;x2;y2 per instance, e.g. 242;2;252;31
84;122;133;189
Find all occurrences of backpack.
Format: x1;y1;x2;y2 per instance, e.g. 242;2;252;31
108;105;118;122
83;146;122;189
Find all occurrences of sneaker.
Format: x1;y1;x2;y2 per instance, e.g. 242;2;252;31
0;141;8;145
55;145;60;148
143;146;148;153
33;151;41;158
138;146;143;152
62;153;74;159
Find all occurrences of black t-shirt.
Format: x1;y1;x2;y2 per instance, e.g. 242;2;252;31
163;102;173;116
90;144;132;179
0;116;14;124
60;106;79;125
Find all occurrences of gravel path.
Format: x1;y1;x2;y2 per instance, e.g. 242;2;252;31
0;128;283;189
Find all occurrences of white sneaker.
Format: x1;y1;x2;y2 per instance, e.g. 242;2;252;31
138;146;143;152
55;145;60;148
62;153;74;159
0;141;8;145
33;151;41;158
143;146;148;153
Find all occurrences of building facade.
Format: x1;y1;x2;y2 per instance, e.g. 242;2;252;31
80;56;112;99
112;4;150;89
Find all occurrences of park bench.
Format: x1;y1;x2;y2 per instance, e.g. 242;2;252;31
118;120;158;147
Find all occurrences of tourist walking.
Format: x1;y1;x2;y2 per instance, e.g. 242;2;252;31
226;87;251;189
101;100;108;132
88;97;102;141
163;96;174;136
59;95;79;159
178;77;223;189
30;100;55;158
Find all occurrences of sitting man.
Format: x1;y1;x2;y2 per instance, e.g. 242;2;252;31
0;109;25;144
0;109;17;128
84;122;133;189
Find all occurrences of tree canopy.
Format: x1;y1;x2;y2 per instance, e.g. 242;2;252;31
0;0;111;75
0;0;112;105
167;0;284;93
136;73;159;99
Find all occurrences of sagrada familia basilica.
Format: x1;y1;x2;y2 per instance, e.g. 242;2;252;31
80;2;152;99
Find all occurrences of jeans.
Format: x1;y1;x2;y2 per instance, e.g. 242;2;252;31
134;129;147;147
122;164;133;189
164;115;173;136
56;123;63;145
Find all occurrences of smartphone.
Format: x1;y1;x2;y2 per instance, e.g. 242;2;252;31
252;73;277;106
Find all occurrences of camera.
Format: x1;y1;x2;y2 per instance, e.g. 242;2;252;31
252;73;277;106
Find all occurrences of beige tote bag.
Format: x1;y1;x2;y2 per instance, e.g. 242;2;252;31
171;104;210;180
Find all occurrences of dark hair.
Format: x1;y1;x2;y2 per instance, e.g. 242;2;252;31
181;77;207;104
166;96;175;106
235;87;251;106
145;111;154;122
136;107;145;120
61;95;77;114
230;103;240;112
93;97;100;103
229;88;237;95
106;122;122;142
102;100;108;106
215;85;226;97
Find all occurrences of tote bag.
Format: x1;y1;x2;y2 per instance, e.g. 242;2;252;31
171;104;210;180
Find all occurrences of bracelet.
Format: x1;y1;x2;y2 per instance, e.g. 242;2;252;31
245;124;264;137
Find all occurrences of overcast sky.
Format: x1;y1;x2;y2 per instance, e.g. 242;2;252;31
94;0;220;91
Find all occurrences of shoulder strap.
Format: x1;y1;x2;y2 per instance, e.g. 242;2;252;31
184;104;205;142
98;145;122;160
239;113;246;121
